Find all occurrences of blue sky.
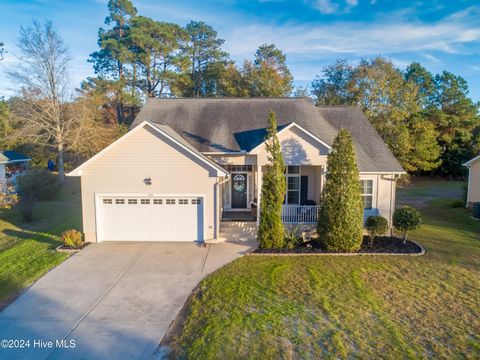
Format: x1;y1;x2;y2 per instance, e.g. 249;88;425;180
0;0;479;101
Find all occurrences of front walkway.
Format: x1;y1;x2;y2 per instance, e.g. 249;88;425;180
0;241;254;360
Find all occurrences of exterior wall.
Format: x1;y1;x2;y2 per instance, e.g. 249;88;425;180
360;173;397;227
207;154;256;166
253;127;329;166
80;125;218;242
467;160;480;204
0;164;5;186
300;166;318;203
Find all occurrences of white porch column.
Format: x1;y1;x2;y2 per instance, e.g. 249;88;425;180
320;165;327;193
256;165;262;225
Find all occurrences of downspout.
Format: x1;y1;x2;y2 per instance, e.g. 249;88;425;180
466;165;471;208
214;174;231;240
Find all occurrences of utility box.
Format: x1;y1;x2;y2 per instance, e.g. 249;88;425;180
473;202;480;219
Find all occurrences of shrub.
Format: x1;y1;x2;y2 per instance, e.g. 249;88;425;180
284;226;302;249
62;229;83;249
17;169;61;201
16;169;61;221
317;129;363;252
258;111;286;249
365;215;389;245
393;206;422;243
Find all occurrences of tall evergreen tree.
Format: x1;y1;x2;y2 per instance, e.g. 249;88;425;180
89;0;137;123
219;44;293;97
429;74;480;176
318;129;363;252
183;21;229;97
258;111;286;249
129;17;189;97
404;62;436;107
249;43;293;96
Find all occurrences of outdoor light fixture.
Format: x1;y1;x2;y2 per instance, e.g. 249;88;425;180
143;177;152;185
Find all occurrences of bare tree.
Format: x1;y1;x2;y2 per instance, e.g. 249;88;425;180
8;21;74;183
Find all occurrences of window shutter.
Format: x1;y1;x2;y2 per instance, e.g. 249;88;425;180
301;176;308;205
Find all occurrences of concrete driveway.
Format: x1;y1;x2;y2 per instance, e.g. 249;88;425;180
0;241;254;360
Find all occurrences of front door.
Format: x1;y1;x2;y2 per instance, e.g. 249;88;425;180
231;173;247;208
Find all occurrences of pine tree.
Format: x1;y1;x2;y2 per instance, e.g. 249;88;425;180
318;129;363;252
258;111;286;249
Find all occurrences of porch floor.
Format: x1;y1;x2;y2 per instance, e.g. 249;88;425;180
222;211;256;222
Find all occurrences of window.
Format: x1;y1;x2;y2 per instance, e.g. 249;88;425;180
192;198;201;205
153;199;163;205
115;199;125;205
166;199;176;205
224;165;252;172
360;180;373;210
103;199;112;204
128;199;137;205
285;166;300;204
140;199;150;205
179;199;188;205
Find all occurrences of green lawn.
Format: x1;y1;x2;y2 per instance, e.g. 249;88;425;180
166;179;480;359
0;177;81;308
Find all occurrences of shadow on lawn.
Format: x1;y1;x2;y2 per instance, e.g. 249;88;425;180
2;229;59;250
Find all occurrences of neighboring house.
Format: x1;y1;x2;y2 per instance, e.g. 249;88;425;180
0;150;31;190
68;98;405;243
463;155;480;207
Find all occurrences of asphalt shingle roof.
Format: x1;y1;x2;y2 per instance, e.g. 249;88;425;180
132;98;404;172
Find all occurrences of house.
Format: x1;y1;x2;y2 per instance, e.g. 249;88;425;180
463;155;480;207
68;98;405;243
0;150;31;190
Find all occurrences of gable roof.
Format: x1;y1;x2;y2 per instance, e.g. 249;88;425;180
131;97;405;173
68;121;228;177
463;154;480;167
249;122;332;153
0;150;31;164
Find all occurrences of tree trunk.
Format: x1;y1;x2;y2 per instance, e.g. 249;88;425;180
403;231;408;244
57;130;65;184
117;61;125;124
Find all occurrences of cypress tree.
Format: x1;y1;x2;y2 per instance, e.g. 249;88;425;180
258;110;286;248
317;129;363;252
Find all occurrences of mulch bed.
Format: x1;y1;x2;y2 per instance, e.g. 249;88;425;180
55;243;89;252
252;236;423;255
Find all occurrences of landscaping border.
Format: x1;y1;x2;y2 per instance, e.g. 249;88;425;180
55;243;89;253
247;240;425;257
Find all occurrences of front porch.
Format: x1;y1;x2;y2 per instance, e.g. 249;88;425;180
220;164;325;224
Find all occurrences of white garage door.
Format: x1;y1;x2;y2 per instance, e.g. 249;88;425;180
96;196;204;242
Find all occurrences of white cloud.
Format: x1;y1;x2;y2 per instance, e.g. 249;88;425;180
422;54;440;63
222;6;480;59
312;0;339;14
310;0;359;14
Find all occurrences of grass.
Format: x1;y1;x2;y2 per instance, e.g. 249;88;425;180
166;179;480;359
0;177;81;308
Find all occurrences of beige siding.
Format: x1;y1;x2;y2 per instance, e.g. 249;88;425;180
207;154;256;166
80;125;218;242
0;164;5;185
468;160;480;204
253;127;329;166
300;166;318;203
360;173;397;227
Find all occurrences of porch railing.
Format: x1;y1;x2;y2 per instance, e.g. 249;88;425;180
281;205;319;224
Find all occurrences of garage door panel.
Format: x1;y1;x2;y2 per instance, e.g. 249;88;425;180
96;196;203;242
